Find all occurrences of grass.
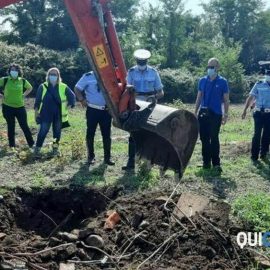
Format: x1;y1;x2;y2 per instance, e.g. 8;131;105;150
0;101;270;226
233;192;270;231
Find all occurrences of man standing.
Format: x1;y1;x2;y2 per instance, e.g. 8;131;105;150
242;68;270;162
122;49;164;170
194;58;229;171
75;72;114;166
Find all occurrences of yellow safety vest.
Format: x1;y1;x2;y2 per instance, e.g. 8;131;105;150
39;82;68;124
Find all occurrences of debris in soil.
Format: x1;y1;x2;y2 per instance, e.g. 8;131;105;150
173;192;210;219
0;187;257;269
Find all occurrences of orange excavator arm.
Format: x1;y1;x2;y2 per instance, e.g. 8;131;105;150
1;0;198;176
0;0;24;8
63;0;129;127
1;0;129;127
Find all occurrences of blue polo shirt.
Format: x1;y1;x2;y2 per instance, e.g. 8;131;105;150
250;80;270;109
75;72;105;106
127;65;163;93
198;75;229;115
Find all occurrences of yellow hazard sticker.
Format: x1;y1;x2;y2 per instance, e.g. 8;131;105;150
92;44;109;69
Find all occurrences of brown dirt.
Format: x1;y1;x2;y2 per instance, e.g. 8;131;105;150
0;187;253;270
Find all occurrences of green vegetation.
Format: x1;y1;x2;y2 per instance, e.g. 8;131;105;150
233;192;270;231
0;42;89;92
1;0;270;102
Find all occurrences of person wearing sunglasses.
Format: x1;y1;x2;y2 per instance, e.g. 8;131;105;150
194;58;230;172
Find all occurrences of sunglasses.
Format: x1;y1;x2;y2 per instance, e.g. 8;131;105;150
207;66;215;69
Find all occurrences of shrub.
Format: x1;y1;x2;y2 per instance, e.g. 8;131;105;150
0;42;90;94
159;68;197;103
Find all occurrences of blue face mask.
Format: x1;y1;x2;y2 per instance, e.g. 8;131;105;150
10;70;19;79
207;68;216;77
49;75;58;84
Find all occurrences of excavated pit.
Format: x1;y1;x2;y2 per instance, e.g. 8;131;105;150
0;187;259;270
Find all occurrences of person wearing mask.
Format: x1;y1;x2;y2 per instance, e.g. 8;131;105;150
74;71;115;166
242;68;270;162
0;64;34;151
34;67;75;157
122;49;164;170
194;57;230;172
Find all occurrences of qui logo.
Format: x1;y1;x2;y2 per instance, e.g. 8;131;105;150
237;232;270;249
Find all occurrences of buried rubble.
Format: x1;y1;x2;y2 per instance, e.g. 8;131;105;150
0;187;263;269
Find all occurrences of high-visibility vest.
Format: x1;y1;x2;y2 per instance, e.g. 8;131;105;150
39;82;68;123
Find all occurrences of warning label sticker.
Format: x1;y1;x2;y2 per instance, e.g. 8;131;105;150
92;44;109;69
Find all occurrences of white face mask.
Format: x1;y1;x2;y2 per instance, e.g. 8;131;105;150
10;70;19;79
265;75;270;82
207;68;216;78
137;65;147;71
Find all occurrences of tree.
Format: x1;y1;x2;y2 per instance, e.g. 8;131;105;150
0;0;46;45
159;0;185;68
110;0;140;35
0;0;79;50
202;0;265;72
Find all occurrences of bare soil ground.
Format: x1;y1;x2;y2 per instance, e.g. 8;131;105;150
0;187;252;270
0;102;269;269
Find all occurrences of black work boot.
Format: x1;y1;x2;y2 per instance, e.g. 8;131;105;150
122;137;135;170
86;137;96;165
87;156;96;165
52;142;61;157
103;138;115;166
122;159;135;170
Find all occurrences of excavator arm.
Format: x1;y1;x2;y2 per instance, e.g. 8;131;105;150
0;0;198;177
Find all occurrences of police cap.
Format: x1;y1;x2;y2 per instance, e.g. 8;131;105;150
133;49;151;60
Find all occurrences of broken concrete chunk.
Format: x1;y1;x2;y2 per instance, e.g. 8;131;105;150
70;229;80;237
78;228;95;239
59;263;75;270
60;244;77;258
173;192;210;219
58;232;78;242
85;234;104;248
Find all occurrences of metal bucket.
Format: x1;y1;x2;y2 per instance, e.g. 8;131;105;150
129;100;198;177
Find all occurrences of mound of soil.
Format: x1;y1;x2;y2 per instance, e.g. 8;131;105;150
0;187;253;270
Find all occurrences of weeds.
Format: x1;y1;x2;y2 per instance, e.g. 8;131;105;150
136;161;159;190
232;192;270;231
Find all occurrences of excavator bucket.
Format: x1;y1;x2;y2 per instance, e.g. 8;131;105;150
129;101;198;177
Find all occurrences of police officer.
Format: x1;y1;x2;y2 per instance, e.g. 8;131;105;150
122;49;164;170
75;72;115;166
194;57;230;172
242;68;270;162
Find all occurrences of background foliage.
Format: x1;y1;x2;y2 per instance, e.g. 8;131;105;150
0;0;270;102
